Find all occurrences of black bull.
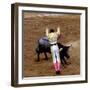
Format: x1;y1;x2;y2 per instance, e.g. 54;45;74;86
35;37;71;66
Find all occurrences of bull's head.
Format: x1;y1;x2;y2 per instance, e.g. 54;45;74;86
59;44;72;59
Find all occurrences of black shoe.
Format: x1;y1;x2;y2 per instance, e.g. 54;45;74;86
56;71;60;75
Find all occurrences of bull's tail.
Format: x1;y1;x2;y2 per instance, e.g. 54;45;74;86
35;40;39;53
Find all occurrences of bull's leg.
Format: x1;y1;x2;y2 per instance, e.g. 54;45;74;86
60;56;67;67
36;53;40;62
44;52;48;60
63;57;68;65
65;53;70;60
61;58;65;66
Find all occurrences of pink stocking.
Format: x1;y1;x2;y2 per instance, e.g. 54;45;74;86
54;63;58;71
57;62;61;71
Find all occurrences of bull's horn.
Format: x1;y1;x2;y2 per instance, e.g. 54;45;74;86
67;44;72;47
70;44;72;47
59;48;63;51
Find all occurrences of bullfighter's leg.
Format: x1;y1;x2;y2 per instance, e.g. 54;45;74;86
51;45;61;75
55;50;61;72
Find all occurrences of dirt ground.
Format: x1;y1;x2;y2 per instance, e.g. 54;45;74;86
23;12;80;77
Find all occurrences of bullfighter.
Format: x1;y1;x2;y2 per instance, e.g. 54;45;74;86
46;27;61;75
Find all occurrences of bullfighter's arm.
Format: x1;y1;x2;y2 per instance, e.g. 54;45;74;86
46;28;49;37
57;27;60;35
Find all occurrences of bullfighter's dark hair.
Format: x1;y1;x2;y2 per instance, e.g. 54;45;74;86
49;29;55;33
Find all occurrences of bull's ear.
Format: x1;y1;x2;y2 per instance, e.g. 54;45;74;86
59;48;63;51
